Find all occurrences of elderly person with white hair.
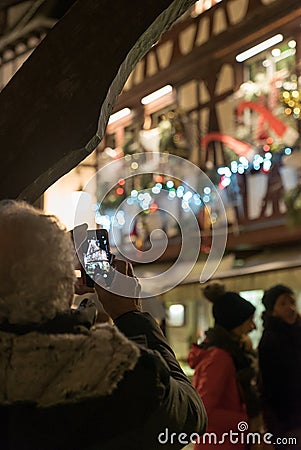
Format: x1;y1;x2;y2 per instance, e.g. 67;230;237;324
0;200;206;450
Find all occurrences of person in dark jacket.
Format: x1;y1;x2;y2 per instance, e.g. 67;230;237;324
188;283;263;450
258;284;301;448
0;200;207;450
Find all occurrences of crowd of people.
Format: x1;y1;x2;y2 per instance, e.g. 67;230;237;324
0;199;300;449
188;282;301;450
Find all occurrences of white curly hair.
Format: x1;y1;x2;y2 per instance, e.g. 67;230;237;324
0;200;76;324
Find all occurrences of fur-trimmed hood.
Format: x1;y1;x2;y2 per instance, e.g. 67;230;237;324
0;323;139;408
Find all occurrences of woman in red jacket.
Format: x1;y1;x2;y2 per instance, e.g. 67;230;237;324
188;284;262;450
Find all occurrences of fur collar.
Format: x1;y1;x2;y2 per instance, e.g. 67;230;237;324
0;323;139;407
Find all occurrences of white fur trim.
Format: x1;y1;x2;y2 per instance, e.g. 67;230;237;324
0;323;140;407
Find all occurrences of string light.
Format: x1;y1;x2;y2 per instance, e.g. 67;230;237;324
108;108;131;124
141;85;173;105
236;34;283;62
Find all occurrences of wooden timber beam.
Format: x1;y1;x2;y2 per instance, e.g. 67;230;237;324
0;0;195;202
115;0;301;111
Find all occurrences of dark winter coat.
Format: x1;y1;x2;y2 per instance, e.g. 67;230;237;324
258;315;301;434
0;310;207;450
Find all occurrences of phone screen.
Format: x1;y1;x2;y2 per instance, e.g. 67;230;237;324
83;229;113;285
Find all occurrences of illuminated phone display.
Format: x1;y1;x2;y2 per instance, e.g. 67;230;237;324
82;229;114;286
84;236;111;279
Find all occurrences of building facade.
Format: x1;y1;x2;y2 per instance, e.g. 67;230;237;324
1;0;301;359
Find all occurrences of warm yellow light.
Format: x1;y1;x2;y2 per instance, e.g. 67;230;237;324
288;40;296;49
131;162;139;170
271;48;281;57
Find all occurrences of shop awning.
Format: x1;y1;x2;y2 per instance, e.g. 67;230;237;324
211;257;301;291
135;249;301;294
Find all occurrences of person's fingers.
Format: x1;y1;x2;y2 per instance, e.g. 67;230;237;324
74;283;95;295
73;223;88;250
135;281;142;299
113;259;128;276
114;260;136;279
126;261;135;278
74;223;88;233
126;262;141;298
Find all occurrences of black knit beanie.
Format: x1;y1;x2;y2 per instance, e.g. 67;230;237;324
203;284;255;330
262;284;293;312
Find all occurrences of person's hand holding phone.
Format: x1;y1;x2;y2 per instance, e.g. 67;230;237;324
70;224;140;319
94;259;141;321
70;224;95;295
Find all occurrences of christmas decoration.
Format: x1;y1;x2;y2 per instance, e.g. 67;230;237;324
237;101;299;147
201;132;253;157
158;109;191;159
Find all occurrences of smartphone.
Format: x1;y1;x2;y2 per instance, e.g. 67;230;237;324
82;229;114;287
